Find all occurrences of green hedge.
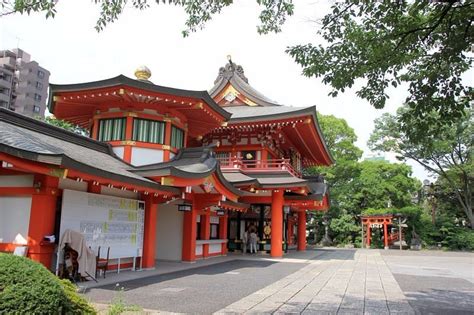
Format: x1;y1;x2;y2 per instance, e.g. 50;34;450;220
0;254;95;314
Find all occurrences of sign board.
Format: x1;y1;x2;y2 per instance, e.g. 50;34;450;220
178;204;192;212
216;210;225;216
59;189;144;259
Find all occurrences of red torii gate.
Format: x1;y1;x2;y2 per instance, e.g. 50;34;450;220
361;214;395;249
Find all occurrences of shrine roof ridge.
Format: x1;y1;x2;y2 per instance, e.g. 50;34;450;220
210;60;280;107
48;75;231;120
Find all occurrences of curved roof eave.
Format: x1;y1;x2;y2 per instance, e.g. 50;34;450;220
131;145;244;196
226;105;335;165
0;144;179;194
48;75;231;120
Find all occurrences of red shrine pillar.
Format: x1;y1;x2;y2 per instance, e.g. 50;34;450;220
219;214;228;255
28;175;59;268
366;223;371;248
297;211;306;251
142;195;158;269
201;212;211;258
182;198;197;262
271;189;284;258
383;221;389;249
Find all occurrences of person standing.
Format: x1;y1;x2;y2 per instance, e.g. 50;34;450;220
250;231;258;254
242;230;248;255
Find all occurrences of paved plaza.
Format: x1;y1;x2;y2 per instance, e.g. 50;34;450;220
86;249;474;314
218;250;413;314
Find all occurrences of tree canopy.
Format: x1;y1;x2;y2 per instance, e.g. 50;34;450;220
4;0;472;246
310;113;420;246
369;107;473;228
288;0;473;138
4;1;471;135
0;0;294;36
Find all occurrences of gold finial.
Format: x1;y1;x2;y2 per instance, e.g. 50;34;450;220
134;65;152;81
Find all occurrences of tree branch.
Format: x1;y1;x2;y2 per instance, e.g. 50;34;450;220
322;3;355;29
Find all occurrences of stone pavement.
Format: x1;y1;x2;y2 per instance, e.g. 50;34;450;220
216;250;414;314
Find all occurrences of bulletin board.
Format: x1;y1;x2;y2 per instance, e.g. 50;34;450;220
59;189;144;259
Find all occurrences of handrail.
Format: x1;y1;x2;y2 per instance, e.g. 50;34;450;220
217;157;302;178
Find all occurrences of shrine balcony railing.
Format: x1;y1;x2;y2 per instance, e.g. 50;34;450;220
217;157;302;178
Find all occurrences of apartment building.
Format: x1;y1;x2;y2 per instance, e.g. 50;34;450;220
0;48;50;117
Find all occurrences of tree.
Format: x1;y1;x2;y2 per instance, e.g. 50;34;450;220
307;113;363;245
310;113;362;213
38;116;90;136
352;160;420;211
5;1;471;134
0;0;294;36
329;212;360;245
368;107;473;228
287;1;473;139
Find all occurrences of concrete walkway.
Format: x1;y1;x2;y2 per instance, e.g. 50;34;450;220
216;250;414;314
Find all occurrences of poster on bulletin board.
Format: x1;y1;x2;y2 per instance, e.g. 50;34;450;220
59;189;144;259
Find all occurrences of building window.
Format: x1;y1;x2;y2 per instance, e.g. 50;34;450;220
132;118;165;144
171;126;184;149
37;70;44;78
35;82;43;90
33;105;40;113
34;93;41;101
0;73;12;82
98;118;126;141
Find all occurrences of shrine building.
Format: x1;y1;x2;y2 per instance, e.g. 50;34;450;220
0;59;333;272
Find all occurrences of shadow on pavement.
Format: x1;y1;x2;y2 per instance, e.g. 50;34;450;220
86;259;277;293
405;289;474;314
307;248;357;261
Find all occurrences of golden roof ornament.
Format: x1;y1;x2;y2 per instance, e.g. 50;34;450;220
134;65;152;82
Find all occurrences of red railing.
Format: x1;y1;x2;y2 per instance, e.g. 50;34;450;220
217;157;302;178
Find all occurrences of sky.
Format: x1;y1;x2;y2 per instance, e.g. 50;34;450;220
1;0;433;180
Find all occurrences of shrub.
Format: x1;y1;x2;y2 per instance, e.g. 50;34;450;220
60;279;96;314
0;253;65;313
0;254;96;314
329;213;360;245
443;228;474;251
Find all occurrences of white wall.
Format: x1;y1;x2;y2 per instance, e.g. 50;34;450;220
155;203;183;261
0;197;32;243
131;147;164;166
112;146;125;159
0;175;33;187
